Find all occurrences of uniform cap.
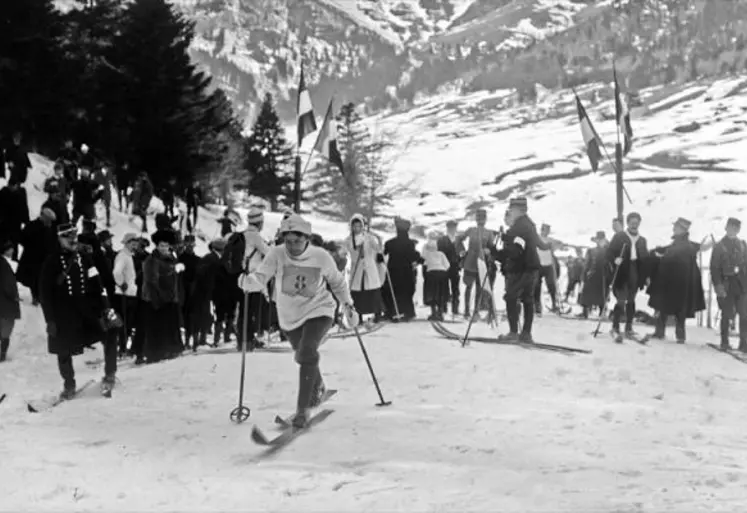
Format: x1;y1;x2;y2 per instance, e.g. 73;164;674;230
674;217;691;231
509;197;528;209
727;217;741;228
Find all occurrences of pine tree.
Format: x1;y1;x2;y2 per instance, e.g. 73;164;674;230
107;0;221;190
0;0;70;150
245;93;293;210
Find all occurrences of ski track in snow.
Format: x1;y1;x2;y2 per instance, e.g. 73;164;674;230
3;314;747;511
4;79;747;510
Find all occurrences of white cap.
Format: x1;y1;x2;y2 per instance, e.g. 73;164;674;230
279;214;312;236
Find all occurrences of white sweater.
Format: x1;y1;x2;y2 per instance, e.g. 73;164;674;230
113;248;137;297
240;244;353;331
421;241;450;272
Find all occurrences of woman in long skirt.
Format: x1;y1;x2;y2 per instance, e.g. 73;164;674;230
142;229;184;362
342;214;383;322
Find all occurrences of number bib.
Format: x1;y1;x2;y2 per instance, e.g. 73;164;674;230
280;265;320;298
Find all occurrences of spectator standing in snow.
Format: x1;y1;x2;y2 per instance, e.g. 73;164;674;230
142;229;184;363
0;182;30;261
5;131;31;186
113;233;140;356
98;230;116;271
190;238;226;348
57;139;80;183
129;237;150;363
16;208;58;305
343;213;384;324
382;217;419;321
71;167;101;225
437;220;463;316
160;177;178;220
39;223;114;400
421;231;451;321
184;184;201;232
178;234;201;350
219;208;237;237
0;239;20;362
131;171;154;233
115;162;132;213
93;165;114;227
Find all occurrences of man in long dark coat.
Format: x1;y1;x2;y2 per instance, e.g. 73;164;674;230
17;208;58;304
383;217;420;321
0;183;30;261
578;231;610;318
646;218;706;343
178;235;201;349
39;223;112;399
437;220;464;316
191;238;226;348
5;132;31;186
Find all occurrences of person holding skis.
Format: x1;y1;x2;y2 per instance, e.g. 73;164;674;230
240;214;355;428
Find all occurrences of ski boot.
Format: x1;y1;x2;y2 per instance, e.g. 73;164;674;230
497;331;519;342
59;381;77;401
101;375;115;397
611;327;623;343
309;379;327;408
518;332;534;344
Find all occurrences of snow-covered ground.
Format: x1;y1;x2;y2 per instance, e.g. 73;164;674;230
5;76;747;511
4;310;747;511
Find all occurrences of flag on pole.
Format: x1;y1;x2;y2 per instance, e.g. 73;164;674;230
613;65;633;155
313;99;344;171
296;65;317;145
574;94;602;172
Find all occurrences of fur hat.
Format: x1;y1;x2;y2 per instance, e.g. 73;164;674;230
394;216;411;231
151;229;177;246
279;214;312;236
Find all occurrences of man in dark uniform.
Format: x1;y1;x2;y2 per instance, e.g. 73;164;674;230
606;211;649;342
710;217;747;352
493;197;541;342
437;220;463;316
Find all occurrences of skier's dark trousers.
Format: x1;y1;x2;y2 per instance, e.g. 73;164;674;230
710;217;747;351
493;197;541;342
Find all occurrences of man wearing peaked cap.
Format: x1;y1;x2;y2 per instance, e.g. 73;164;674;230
222;204;271;350
646;216;705;344
491;197;542;342
711;216;747;351
239;212;355;429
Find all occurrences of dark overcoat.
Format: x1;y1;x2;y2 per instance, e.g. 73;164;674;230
39;249;106;355
647;235;706;318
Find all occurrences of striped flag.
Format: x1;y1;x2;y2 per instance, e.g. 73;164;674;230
575;94;602;172
613;65;633;155
296;65;317;145
313;99;344;171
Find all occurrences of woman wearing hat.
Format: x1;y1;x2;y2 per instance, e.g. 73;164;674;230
142;229;185;362
241;214;355;428
343;214;384;322
578;231;610;319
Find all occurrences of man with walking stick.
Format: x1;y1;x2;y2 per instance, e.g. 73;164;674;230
492;197;542;343
240;214;356;429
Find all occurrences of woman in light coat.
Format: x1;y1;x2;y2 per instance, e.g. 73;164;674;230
342;213;383;321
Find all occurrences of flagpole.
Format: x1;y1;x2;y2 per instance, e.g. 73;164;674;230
572;87;632;205
613;62;624;223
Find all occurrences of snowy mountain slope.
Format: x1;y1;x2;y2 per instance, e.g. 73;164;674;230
368;75;747;249
4;309;747;510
